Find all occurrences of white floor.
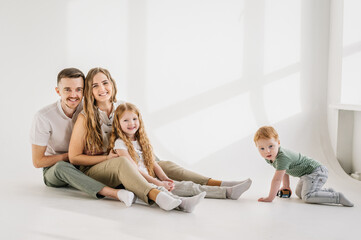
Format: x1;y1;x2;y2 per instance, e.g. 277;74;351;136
2;168;361;240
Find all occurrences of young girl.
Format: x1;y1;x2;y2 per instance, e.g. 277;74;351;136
108;102;252;211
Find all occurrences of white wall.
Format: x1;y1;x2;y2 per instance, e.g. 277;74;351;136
341;0;361;104
0;0;69;174
1;0;354;190
327;0;361;175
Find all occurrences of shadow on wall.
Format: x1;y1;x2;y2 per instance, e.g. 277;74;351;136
127;0;307;172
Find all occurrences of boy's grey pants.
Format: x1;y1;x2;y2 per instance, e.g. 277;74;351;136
295;165;340;204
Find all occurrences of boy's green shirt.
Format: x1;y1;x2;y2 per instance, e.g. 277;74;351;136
265;146;321;177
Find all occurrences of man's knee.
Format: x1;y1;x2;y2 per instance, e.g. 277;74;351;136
44;161;71;187
53;161;73;172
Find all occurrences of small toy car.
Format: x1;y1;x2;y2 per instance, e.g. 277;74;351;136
277;189;291;198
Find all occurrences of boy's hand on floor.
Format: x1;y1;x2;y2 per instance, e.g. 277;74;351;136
258;197;274;202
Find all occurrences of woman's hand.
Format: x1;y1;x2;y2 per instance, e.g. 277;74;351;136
106;150;119;160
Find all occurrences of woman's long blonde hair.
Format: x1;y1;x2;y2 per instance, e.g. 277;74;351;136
83;67;118;154
108;103;155;177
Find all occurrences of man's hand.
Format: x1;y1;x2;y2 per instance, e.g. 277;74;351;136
32;144;69;168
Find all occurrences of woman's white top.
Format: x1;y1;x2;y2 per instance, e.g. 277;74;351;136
81;100;124;153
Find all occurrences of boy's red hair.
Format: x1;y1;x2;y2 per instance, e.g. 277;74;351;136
254;126;279;144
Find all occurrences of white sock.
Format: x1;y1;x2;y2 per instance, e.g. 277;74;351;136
117;189;135;207
339;193;354;207
132;196;148;206
226;179;252;200
221;178;251;187
179;192;206;213
155;192;182;211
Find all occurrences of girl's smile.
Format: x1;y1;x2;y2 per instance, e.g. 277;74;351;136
119;111;140;140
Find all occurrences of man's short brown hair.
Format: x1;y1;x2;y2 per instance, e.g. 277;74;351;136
57;68;85;85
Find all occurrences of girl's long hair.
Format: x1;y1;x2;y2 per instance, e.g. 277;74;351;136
83;67;118;154
108;103;155;177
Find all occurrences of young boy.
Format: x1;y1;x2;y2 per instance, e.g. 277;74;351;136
254;126;353;207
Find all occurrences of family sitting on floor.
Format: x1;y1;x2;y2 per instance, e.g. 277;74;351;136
30;67;353;213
